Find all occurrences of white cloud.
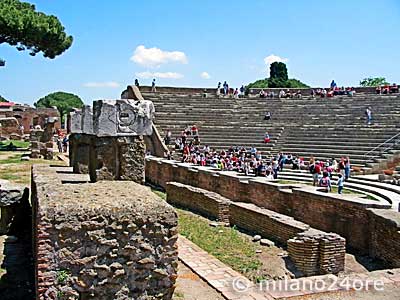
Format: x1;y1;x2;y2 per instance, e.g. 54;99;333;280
130;45;188;68
135;71;184;79
264;54;289;65
83;81;120;88
200;72;211;79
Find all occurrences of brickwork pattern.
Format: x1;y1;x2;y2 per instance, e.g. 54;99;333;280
166;182;345;275
288;230;346;276
146;157;400;268
166;182;230;223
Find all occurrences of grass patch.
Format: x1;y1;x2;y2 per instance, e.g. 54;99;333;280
0;151;66;185
0;140;29;149
152;189;263;280
177;208;262;277
0;153;23;164
152;189;167;200
0;173;21;181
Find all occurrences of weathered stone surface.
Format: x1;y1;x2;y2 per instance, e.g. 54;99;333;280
0;180;30;235
32;165;178;300
0;180;24;206
252;235;262;242
81;105;93;134
93;99;154;137
260;239;275;247
70;109;82;134
70;133;145;183
0;117;20;137
9;133;22;140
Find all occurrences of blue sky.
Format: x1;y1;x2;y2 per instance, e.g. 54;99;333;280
1;0;399;105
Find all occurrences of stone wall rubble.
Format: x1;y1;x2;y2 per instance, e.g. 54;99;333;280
29;118;56;159
32;165;178;300
0;179;30;236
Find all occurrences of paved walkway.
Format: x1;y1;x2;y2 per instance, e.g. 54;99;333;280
178;236;400;300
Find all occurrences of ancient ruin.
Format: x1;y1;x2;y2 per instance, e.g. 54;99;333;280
30;117;58;159
0;103;60;140
32;165;178;300
29;93;179;299
69;94;154;183
2;86;400;300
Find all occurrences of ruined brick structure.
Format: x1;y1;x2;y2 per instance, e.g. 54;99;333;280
32;165;178;300
30;117;57;159
0;104;60;138
166;182;346;276
146;157;400;269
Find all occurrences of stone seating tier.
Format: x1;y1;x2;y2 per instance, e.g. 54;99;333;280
146;91;400;168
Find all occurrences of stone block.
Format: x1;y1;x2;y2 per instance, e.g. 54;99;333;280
10;133;22;140
45;148;54;160
93;99;154;137
32;165;178;300
31;149;40;158
81;105;93;134
0;180;30;236
70;110;82;134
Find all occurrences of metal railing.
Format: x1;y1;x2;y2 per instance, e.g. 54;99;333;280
363;131;400;159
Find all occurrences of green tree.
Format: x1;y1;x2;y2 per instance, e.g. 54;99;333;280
35;92;83;122
0;0;73;64
0;95;9;102
360;77;389;87
246;62;309;89
270;62;288;81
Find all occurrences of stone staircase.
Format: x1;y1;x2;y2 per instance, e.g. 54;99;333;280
143;91;400;168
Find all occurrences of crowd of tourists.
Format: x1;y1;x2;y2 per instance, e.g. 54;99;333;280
216;81;246;98
308;156;351;194
376;84;399;94
161;125;351;194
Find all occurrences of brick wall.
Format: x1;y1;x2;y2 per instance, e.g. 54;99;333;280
164;182;345;275
32;164;178;300
368;209;400;267
145;157;399;266
166;182;230;224
229;202;309;244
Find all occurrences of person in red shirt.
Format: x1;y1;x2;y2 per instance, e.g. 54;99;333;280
264;132;271;143
191;124;198;136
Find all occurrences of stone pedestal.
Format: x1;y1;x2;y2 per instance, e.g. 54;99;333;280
69;133;145;183
90;135;145;183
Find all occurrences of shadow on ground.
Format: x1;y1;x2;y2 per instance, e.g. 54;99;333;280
0;233;35;300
